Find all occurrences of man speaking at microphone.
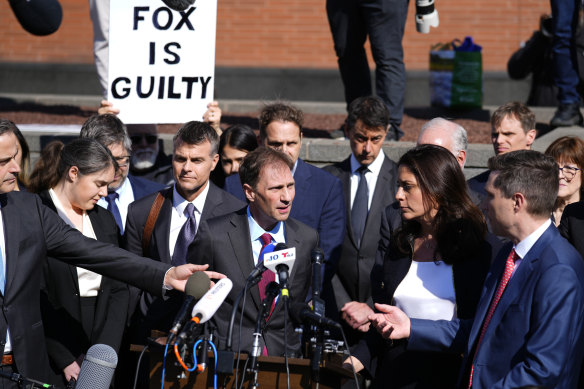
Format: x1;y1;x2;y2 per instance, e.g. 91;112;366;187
188;147;318;356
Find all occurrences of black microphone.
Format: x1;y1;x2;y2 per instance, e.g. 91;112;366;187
290;303;341;329
160;0;195;11
75;344;118;389
9;0;62;36
311;247;324;299
167;271;210;344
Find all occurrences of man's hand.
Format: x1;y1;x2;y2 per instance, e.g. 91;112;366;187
164;264;226;292
341;301;374;331
203;101;222;134
368;303;411;340
97;100;120;115
63;360;81;381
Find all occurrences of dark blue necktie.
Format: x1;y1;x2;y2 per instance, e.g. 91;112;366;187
172;203;196;266
351;166;369;247
105;192;124;233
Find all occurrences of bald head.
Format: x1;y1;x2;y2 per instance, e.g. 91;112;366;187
417;118;468;168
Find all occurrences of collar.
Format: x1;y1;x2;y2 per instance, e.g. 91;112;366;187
514;219;552;259
291;160;299;177
114;175;132;198
246;206;286;244
172;181;210;215
350;149;385;175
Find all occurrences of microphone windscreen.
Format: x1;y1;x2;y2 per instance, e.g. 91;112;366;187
161;0;195;11
9;0;62;36
185;271;211;299
76;344;118;389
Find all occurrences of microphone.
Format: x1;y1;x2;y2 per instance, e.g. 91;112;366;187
311;247;324;298
290;303;341;329
160;0;195;11
75;344;118;389
9;0;62;36
246;242;277;283
177;278;233;343
191;278;233;323
263;244;296;297
167;272;211;344
250;282;281;371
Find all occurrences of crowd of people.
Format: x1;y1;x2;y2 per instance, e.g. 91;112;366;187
0;96;584;389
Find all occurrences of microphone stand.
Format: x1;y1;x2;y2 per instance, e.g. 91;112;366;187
310;248;325;384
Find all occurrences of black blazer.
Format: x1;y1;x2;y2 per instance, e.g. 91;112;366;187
322;155;398;344
123;183;245;335
559;201;584;258
353;203;493;388
38;191;129;376
187;208;318;356
0;191;169;383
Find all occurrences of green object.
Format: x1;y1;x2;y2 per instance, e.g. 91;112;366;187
451;51;482;108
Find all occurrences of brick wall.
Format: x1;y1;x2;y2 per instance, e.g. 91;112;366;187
0;0;550;71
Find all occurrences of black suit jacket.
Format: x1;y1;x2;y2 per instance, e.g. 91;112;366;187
38;191;129;375
187;208;318;356
559;201;584;257
123;183;244;335
322;155;398;340
0;191;169;383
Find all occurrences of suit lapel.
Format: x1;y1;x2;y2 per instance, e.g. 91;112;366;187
2;195;22;297
291;160;310;218
227;212;260;309
366;157;393;234
337;159;356;246
200;183;222;222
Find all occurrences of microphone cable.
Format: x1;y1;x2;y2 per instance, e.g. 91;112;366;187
283;299;290;389
161;343;170;389
133;344;149;389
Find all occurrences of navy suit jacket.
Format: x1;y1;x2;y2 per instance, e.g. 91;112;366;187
224;159;345;282
408;225;584;389
127;174;166;200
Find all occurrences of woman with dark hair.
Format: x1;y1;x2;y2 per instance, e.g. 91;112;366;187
29;138;128;385
544;136;584;225
211;124;258;187
347;144;493;388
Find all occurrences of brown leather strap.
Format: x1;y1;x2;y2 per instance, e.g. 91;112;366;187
142;193;165;254
1;354;13;365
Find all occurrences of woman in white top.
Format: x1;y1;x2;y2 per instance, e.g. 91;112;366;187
544;136;584;225
28;138;129;386
349;144;494;388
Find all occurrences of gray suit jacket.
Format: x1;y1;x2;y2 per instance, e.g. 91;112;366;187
187;208;318;356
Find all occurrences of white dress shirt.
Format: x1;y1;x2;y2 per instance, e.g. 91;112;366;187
168;182;209;257
349;149;386;210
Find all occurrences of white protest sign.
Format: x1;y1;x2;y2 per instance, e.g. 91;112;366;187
108;0;217;124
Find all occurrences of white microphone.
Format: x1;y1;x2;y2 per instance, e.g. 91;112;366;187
190;278;233;324
264;246;296;298
263;247;296;276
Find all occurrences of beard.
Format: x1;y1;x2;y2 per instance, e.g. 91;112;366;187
131;144;159;170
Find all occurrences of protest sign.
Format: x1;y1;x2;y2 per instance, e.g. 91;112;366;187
108;1;217;123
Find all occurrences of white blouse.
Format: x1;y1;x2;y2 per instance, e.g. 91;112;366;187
393;260;457;320
49;189;102;297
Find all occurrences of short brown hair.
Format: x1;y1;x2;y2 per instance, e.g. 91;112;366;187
173;121;219;156
258;102;303;140
488;150;558;217
491;102;536;134
239;147;293;191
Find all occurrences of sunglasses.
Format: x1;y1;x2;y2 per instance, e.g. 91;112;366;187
130;134;158;145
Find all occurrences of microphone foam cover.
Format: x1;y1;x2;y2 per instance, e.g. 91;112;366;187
185;271;211;299
76;344;118;389
161;0;195;11
9;0;63;36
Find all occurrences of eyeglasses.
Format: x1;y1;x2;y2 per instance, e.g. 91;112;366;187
130;134;158;145
115;156;131;167
558;165;581;180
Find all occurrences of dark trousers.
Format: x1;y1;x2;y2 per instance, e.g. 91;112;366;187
326;0;409;135
551;0;581;104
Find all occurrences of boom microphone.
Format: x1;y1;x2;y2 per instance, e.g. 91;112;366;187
290;303;341;329
75;344;118;389
167;272;211;344
160;0;195;11
9;0;62;36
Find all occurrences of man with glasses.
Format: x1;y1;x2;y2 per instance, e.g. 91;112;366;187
126;124;174;186
80;114;164;233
